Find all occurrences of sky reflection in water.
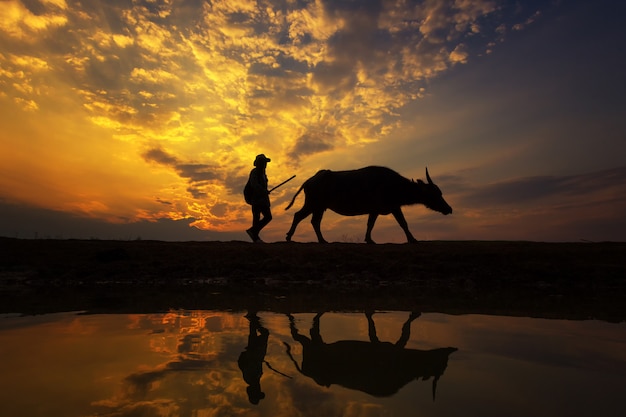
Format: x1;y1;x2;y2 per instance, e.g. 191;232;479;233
0;311;625;417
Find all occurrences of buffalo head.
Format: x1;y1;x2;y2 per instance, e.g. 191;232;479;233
421;168;452;215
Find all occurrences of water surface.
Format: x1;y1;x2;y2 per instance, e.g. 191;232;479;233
0;311;624;417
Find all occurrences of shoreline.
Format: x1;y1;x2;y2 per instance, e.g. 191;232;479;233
1;238;625;320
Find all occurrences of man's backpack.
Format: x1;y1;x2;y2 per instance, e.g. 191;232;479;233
243;179;252;204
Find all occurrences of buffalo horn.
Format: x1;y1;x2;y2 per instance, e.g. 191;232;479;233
426;167;433;185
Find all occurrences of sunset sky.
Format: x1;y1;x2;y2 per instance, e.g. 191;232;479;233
1;0;625;242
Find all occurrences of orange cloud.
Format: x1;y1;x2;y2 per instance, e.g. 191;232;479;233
0;0;557;239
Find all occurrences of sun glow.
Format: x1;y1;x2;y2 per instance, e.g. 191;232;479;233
2;0;623;241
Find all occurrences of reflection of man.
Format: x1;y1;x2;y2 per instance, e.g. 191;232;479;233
238;312;269;404
246;154;272;243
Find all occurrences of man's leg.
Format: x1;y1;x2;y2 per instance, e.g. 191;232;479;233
256;205;272;232
247;206;262;241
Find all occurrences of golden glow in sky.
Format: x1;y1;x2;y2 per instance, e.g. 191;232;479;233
1;0;625;241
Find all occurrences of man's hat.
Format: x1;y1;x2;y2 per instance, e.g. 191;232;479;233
254;154;271;166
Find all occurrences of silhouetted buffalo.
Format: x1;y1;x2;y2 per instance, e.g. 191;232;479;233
284;312;457;399
285;166;452;243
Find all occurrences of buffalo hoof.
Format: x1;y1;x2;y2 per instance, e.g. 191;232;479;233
408;311;421;320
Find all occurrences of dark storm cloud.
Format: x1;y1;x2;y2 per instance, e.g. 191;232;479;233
458;166;626;208
142;147;223;198
143;147;179;166
156;197;173;206
288;130;337;162
177;164;222;182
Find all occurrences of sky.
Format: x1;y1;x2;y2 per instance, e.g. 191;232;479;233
1;0;625;242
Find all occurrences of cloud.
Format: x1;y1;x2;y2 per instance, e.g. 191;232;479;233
92;314;255;417
0;0;542;160
143;147;178;166
142;147;223;198
433;166;626;241
449;44;469;64
0;200;241;240
513;10;542;31
457;166;626;208
0;0;68;40
0;0;559;239
288;129;339;162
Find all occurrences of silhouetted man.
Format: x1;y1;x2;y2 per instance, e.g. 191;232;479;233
246;154;272;242
238;312;269;404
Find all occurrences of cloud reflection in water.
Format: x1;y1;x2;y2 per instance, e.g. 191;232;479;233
0;311;625;417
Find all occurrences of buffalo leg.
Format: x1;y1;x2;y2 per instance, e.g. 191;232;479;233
286;314;310;346
395;312;421;348
392;208;418;243
310;312;324;343
365;213;378;244
365;310;380;343
286;206;313;241
311;210;327;243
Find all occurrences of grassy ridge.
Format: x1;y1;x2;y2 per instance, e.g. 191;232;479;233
1;238;625;320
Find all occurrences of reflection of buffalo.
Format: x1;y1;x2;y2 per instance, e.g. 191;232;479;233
284;312;457;399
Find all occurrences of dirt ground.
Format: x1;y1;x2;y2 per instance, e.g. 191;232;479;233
1;238;625;321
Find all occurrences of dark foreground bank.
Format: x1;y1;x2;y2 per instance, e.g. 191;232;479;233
1;238;625;320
